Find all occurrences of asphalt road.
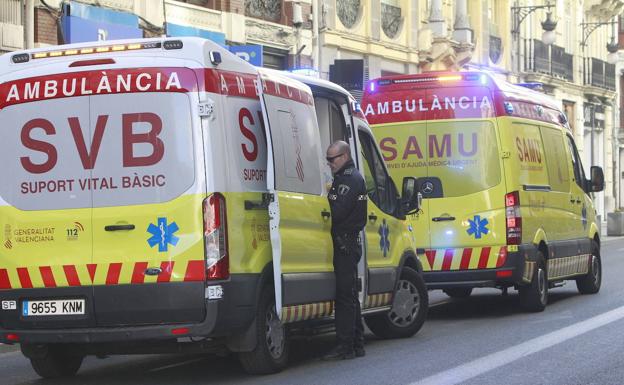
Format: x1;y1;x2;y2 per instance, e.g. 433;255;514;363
3;237;624;385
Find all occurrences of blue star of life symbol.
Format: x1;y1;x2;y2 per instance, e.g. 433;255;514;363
379;219;390;258
147;217;179;252
467;215;489;239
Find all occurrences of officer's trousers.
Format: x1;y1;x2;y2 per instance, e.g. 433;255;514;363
332;232;364;348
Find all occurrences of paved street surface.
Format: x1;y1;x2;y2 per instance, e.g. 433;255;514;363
3;235;624;384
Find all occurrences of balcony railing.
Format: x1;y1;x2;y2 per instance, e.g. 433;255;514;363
583;58;616;90
522;39;573;82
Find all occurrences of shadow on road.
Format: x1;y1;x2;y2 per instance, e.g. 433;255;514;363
427;289;580;321
25;334;345;385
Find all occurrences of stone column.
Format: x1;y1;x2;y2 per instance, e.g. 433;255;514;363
428;0;446;38
452;0;471;43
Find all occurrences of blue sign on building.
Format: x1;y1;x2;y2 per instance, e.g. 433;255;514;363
228;45;263;66
165;23;226;46
61;1;142;43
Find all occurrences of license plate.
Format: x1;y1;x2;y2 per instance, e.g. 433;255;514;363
22;299;85;316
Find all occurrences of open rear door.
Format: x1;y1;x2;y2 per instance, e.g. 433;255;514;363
257;69;330;318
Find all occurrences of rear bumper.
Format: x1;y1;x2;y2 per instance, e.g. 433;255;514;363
0;274;260;346
423;244;537;290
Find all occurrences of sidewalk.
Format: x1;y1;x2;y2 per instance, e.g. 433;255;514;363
601;221;624;242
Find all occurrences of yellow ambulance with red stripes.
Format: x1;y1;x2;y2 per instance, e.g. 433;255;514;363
362;72;604;312
0;37;428;377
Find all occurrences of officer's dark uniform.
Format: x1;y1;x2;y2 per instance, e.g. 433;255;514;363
328;159;367;354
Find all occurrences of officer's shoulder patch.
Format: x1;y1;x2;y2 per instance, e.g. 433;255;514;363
338;184;351;195
343;168;354;175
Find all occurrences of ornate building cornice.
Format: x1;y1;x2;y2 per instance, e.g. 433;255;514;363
246;19;296;49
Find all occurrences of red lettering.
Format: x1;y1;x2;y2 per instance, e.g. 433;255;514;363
122;113;164;167
516;137;524;161
403;136;423;160
429;134;451;158
458;133;477;157
379;137;398;161
20;118;58;174
68;115;108;169
239;108;258;161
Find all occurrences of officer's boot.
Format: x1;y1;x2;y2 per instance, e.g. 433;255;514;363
322;344;355;361
354;339;365;357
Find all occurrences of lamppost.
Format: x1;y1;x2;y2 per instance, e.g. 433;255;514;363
580;19;619;64
511;1;557;74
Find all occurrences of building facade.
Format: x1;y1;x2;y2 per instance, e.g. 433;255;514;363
3;0;623;220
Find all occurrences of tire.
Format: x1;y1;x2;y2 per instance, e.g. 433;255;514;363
519;251;548;312
365;267;428;339
239;287;289;374
576;241;602;294
443;287;473;298
27;345;83;379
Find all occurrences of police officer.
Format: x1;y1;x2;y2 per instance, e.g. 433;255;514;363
322;141;367;360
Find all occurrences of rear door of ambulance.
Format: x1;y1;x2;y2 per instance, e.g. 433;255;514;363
0;67;95;329
88;63;206;326
0;55;207;328
423;85;508;277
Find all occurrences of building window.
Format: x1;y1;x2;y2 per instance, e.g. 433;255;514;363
263;46;288;70
337;0;361;29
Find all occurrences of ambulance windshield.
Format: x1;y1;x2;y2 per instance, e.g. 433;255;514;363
378;120;501;197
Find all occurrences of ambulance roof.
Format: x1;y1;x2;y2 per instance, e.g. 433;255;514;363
0;36;256;77
363;71;567;128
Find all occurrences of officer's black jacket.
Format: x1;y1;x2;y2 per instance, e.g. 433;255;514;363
328;160;367;235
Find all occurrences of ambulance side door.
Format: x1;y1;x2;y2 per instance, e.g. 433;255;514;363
257;70;333;317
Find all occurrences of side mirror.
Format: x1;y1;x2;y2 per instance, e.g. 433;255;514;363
401;177;420;214
589;166;604;192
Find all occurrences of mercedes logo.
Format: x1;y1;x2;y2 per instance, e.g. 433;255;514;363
422;182;434;194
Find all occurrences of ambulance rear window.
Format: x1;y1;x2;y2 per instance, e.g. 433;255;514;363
0;92;195;210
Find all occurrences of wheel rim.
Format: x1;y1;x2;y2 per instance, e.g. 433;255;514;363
590;255;601;286
537;267;547;304
265;305;285;359
388;279;421;327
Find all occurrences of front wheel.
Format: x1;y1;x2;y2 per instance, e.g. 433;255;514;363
576;241;601;294
239;287;289;374
519;252;548;312
365;267;428;339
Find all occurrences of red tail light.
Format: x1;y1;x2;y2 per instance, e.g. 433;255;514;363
505;191;521;245
203;194;229;280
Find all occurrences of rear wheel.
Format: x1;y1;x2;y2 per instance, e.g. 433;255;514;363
576;241;601;294
239;287;289;374
519;251;548;312
443;287;473;298
24;344;83;379
365;267;428;339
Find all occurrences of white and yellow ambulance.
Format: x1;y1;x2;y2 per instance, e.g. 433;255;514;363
0;37;428;377
362;72;604;312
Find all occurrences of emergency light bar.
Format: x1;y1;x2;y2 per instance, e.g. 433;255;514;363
11;40;184;64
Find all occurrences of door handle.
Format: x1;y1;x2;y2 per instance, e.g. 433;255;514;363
321;210;331;219
368;213;378;221
104;224;136;231
432;216;455;222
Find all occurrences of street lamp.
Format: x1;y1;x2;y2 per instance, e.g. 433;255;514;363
511;2;557;73
511;2;557;42
581;18;619;65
